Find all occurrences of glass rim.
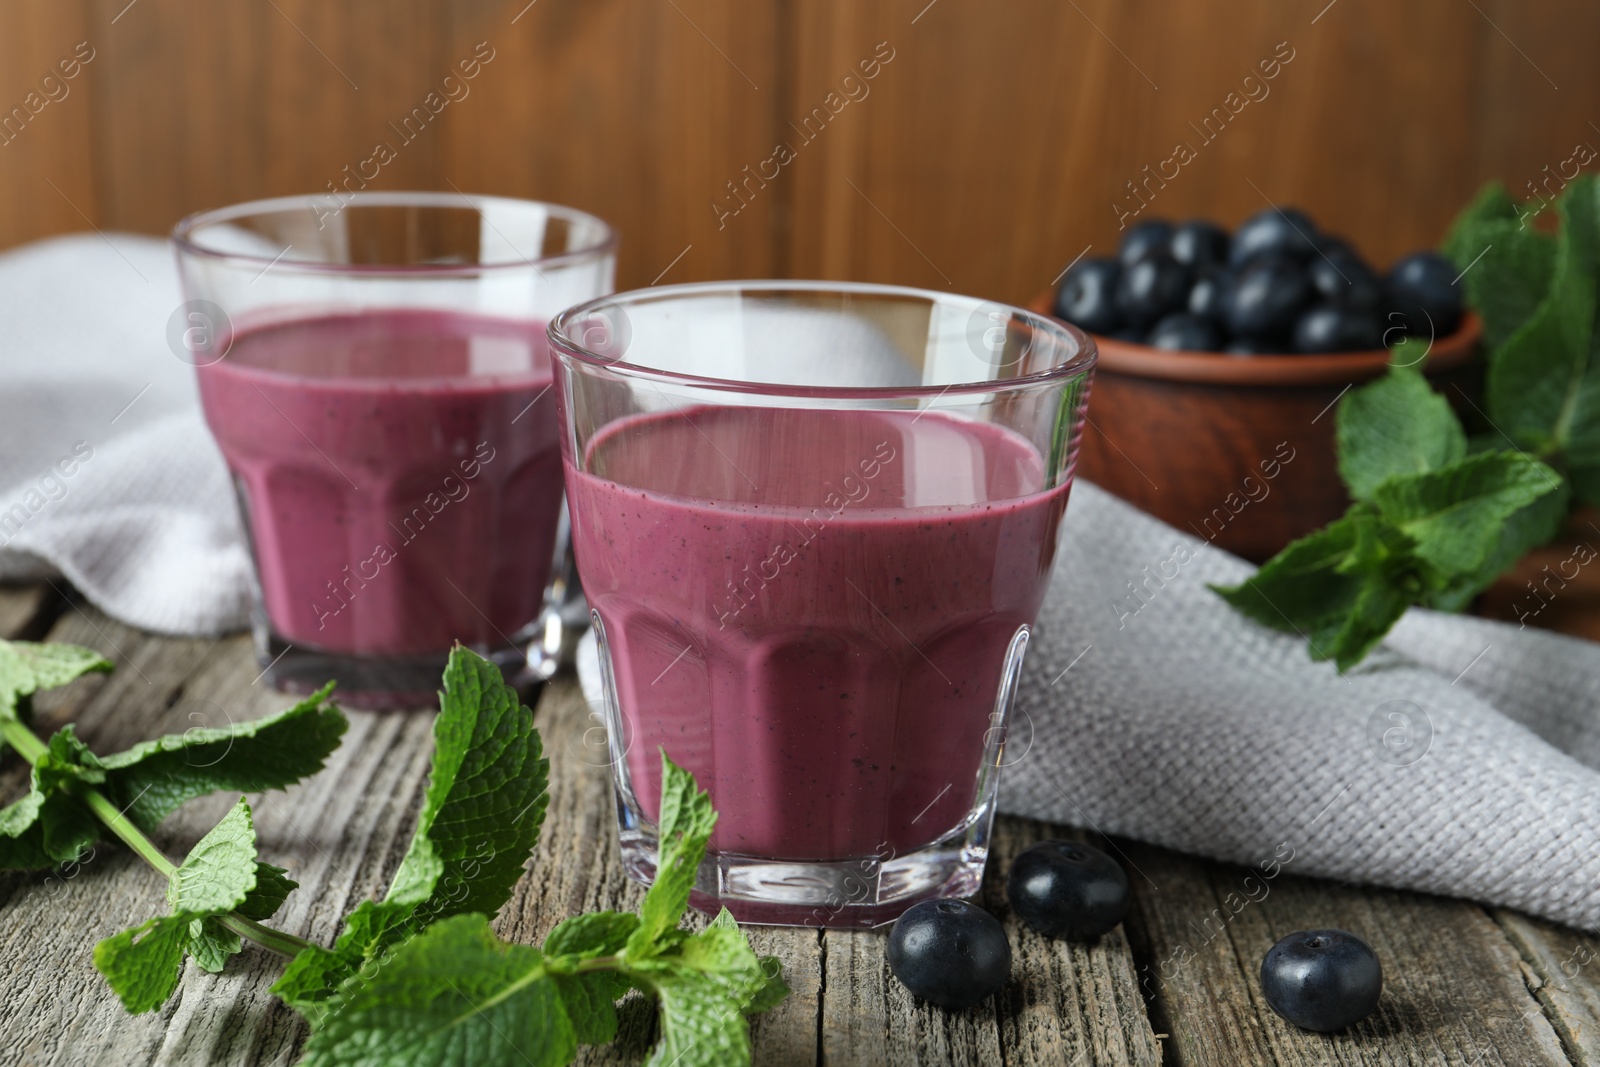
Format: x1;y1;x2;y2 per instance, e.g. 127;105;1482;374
171;191;618;277
546;279;1097;400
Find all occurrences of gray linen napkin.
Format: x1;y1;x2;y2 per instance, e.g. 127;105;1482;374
0;234;248;634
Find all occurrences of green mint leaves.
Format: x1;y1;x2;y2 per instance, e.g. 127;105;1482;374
1217;177;1600;667
95;797;298;1012
272;646;552;1018
296;749;786;1067
1;637;789;1065
0;681;345;870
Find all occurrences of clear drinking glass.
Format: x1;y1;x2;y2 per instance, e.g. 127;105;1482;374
174;192;615;708
549;282;1095;926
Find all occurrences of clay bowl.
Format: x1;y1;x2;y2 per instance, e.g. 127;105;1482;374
1028;294;1483;562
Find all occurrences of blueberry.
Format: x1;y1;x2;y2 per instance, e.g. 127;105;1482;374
1053;257;1124;335
1225;254;1311;340
1260;929;1383;1032
1115;252;1190;329
1108;326;1148;343
1187;266;1234;324
1292;305;1384;353
1385;251;1463;337
1170;220;1230;270
1006;840;1130;941
1224;337;1275;355
888;899;1011;1009
1308;248;1382;310
1118;218;1174;266
1231;206;1320;265
1147;313;1222;352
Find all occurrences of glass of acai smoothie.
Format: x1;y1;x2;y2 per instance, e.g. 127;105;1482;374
174;193;615;707
549;282;1096;926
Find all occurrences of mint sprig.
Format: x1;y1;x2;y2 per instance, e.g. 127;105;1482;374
0;637;788;1065
1216;176;1598;667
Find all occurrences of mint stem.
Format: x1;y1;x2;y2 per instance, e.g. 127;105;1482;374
0;714;315;959
81;787;177;877
218;914;315;958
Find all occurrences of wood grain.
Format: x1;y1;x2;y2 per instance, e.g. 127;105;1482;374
0;2;97;248
2;601;1599;1064
1122;840;1573;1066
5;1;1600;302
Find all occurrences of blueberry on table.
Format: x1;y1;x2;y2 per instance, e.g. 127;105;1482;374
1187;265;1234;323
1225;254;1311;340
1115;252;1190;329
1053;257;1124;335
1147;312;1222;352
888;899;1012;1009
1385;251;1464;337
1230;206;1320;265
1260;929;1383;1032
1308;248;1382;310
1006;840;1130;940
1170;220;1230;269
1292;305;1384;353
1118;218;1175;266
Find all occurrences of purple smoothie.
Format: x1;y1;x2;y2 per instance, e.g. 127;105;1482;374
565;405;1072;862
197;309;562;657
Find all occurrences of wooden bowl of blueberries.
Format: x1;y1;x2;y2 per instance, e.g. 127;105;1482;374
1033;208;1482;562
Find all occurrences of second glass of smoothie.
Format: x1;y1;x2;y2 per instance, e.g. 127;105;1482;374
550;282;1096;926
175;193;616;707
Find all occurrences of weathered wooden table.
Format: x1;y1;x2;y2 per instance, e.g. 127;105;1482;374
2;580;1598;1067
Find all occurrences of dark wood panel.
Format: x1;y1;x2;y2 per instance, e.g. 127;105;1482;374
0;2;98;245
439;0;785;288
3;1;1600;300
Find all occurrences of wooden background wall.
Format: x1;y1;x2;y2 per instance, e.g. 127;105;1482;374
2;0;1595;302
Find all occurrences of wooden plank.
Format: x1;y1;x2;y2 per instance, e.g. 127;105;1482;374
0;584;53;639
440;0;785;290
1495;912;1600;1066
989;822;1163;1066
0;2;98;249
817;820;1160;1067
1122;840;1574;1066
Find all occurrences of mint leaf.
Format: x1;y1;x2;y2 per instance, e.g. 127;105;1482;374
0;791;52;868
96;683;346;833
546;911;640;958
274;646;549;1015
93;916;191;1014
1213;510;1418;671
389;647;549;923
185;918;242;974
627;752;716;960
1441;182;1558;351
1431;478;1570;610
1484;175;1600;453
0;728;106;868
167;796;258;914
1369;450;1563;576
642;970;750;1067
1219;450;1564;669
96;797;267;1006
629;916;779;1067
1337;361;1467;499
298;913;577;1067
236;861;297;920
544;911;640;1044
0;640;113;716
745;957;791;1014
